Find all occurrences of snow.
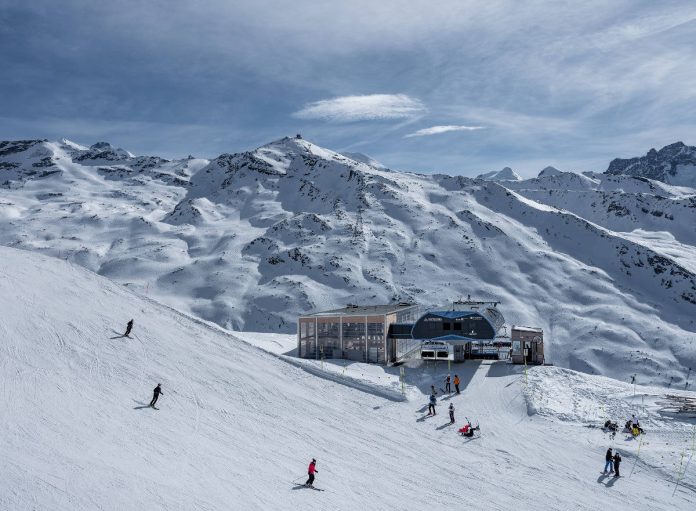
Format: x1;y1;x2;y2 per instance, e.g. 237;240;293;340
1;135;696;389
340;151;387;169
538;165;563;177
476;166;522;181
1;245;695;510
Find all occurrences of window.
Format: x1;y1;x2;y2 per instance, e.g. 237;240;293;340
453;322;462;331
299;319;316;358
367;321;385;360
443;322;451;331
342;320;365;353
317;320;340;356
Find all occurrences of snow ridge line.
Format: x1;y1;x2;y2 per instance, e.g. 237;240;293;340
276;354;408;402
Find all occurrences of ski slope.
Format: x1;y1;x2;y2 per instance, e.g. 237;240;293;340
1;246;695;510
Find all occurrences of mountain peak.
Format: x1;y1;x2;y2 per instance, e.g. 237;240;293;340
476;166;522;181
538;166;562;178
605;141;696;186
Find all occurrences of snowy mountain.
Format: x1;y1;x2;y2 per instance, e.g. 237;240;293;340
1;136;696;386
538;165;563;178
476;166;522;181
2;245;694;510
340;151;386;169
606;142;696;187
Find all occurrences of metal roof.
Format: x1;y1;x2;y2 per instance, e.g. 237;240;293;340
426;310;480;319
302;303;418;317
512;325;543;333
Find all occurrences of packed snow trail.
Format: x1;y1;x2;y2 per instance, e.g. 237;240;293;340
0;246;694;510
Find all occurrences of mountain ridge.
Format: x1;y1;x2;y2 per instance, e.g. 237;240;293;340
1;136;695;385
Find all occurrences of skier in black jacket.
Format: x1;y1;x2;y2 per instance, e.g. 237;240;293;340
603;448;614;474
613;452;622;477
149;383;163;408
124;319;134;337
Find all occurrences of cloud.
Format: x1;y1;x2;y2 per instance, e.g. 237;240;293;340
293;94;425;122
404;125;484;137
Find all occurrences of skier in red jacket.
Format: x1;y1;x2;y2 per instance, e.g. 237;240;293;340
306;458;318;487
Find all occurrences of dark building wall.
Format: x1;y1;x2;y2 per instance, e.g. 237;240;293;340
411;312;496;340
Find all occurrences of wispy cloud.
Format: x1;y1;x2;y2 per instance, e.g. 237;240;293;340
404;124;484;138
293;94;425;122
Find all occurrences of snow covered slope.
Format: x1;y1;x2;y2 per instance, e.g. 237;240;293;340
1;137;696;386
1;246;694;510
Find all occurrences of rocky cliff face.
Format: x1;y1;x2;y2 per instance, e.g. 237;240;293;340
606;142;696;187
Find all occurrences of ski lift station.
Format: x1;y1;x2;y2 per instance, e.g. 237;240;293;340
510;326;545;365
297;299;540;365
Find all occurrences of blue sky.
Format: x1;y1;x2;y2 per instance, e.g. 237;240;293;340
1;0;695;177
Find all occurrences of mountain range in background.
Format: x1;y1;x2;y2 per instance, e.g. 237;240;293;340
1;137;695;385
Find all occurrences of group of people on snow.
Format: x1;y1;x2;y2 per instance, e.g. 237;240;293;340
426;374;478;436
603;414;644;439
603;448;622;477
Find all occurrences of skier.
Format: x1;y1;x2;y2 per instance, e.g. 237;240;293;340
613;451;622;477
444;374;451;393
124;319;134;337
449;403;455;424
306;458;318;487
603;448;614;474
430;385;438;396
454;374;460;394
428;393;437;416
149;383;163;408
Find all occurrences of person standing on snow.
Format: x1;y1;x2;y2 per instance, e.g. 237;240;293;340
603;448;614;474
124;319;134;337
454;374;460;394
149;383;163;408
444;374;451;393
613;452;622;477
428;393;437;416
449;403;455;424
430;385;438;396
306;458;318;487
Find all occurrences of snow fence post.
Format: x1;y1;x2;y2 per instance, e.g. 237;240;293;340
673;450;687;497
400;366;405;396
523;353;528;386
629;434;644;479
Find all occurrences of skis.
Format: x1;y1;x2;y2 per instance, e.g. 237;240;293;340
292;483;325;491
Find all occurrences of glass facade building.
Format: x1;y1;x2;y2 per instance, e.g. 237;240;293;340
297;304;422;365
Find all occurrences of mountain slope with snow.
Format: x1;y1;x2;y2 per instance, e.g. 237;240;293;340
1;137;696;386
606;142;696;187
1;246;694;510
476;166;522;181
